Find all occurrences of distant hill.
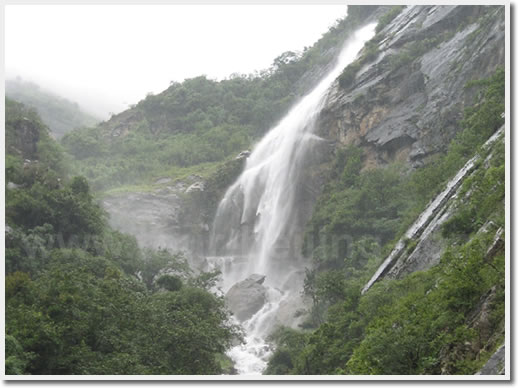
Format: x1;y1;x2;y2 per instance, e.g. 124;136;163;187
61;6;383;192
5;78;100;138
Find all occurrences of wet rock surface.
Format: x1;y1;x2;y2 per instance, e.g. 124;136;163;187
476;345;505;375
318;5;504;168
102;177;205;255
101;155;247;266
363;127;504;290
225;274;268;322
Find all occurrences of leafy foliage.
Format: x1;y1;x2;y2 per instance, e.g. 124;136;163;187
6;251;239;374
5;98;66;176
5;100;239;375
264;327;309;375
267;68;505;375
61;8;379;192
303;148;408;272
346;229;504;375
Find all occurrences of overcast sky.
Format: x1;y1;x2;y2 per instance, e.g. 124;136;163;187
5;4;348;118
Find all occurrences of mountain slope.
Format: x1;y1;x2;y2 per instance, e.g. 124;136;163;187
60;6;384;192
264;5;505;375
5;79;100;138
60;6;385;255
5;98;239;375
30;4;508;376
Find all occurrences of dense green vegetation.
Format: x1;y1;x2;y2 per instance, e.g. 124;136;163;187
6;10;387;374
266;68;505;374
6;78;100;138
61;109;251;191
5;99;240;375
5;5;505;376
61;6;379;192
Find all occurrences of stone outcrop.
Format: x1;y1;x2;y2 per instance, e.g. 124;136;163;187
185;181;205;193
318;5;504;168
440;285;505;375
235;150;251;160
225;274;267;322
362;126;503;292
101;154;247;267
102;176;206;258
476;345;505;375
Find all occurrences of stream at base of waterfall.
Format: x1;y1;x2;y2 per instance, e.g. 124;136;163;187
206;23;377;375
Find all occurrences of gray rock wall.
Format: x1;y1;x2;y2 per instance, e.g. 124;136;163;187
318;5;504;168
476;345;505;375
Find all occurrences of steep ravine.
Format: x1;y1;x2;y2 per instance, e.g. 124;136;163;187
100;5;504;266
209;23;379;374
91;5;505;375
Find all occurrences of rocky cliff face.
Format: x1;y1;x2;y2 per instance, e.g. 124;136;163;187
6;112;41;161
99;6;505;277
102;155;246;269
102;177;201;253
306;6;505;371
362;126;504;294
318;5;504;168
315;4;505;287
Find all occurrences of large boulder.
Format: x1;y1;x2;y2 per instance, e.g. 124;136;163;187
476;345;505;375
225;274;267;322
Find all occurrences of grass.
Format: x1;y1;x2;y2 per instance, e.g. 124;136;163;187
98;158;233;198
160;160;229;184
99;184;158;198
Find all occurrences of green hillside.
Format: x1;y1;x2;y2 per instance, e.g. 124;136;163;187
5;98;239;375
6;78;100;138
60;6;379;192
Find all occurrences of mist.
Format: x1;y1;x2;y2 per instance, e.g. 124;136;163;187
5;4;508;377
5;4;348;119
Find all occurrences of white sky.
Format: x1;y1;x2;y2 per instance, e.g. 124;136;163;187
5;4;348;118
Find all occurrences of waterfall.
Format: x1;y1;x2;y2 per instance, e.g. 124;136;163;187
208;23;377;374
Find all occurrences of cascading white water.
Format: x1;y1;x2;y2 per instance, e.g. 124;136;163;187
208;23;377;374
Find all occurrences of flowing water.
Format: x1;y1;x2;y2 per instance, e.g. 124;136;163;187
208;23;377;375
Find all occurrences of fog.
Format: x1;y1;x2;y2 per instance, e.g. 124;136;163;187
5;4;348;119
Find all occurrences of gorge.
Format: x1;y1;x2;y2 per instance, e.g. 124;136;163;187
5;4;507;377
208;23;376;374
